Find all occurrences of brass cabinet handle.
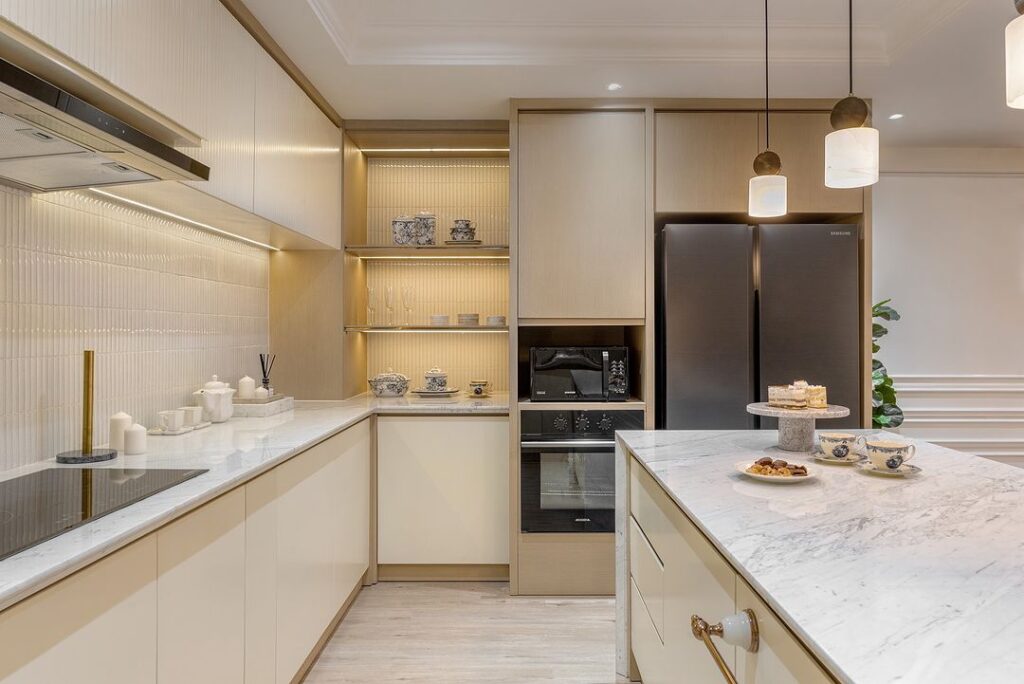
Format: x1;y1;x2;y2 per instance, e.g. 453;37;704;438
691;609;760;684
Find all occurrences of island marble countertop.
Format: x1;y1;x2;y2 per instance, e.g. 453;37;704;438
617;430;1024;683
0;392;509;611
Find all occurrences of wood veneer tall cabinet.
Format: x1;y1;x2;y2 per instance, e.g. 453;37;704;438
517;111;647;320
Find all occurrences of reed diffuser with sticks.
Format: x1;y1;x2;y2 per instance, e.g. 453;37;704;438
259;353;276;391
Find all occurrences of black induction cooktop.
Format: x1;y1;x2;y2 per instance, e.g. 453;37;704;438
0;467;207;562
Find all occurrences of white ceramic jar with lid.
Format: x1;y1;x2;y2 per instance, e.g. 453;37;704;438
424;367;448;392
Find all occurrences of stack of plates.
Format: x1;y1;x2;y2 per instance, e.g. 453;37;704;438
411;387;460;398
456;313;479;326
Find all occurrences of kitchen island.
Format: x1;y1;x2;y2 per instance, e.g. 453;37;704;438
616;430;1024;683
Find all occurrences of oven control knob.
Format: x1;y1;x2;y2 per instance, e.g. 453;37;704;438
598;415;613;432
552;415;569;432
575;415;591;432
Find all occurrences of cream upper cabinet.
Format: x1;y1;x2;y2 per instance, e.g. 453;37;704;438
655;112;759;213
517;111;646;320
0;537;158;684
758;112;863;214
181;0;257;212
378;416;509;565
157;488;246;684
255;50;343;249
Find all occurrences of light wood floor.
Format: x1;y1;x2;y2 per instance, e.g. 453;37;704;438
305;582;624;683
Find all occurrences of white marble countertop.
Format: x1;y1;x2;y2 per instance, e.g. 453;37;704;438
618;430;1024;683
0;392;509;612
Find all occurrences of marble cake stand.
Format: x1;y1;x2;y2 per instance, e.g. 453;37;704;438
746;403;851;452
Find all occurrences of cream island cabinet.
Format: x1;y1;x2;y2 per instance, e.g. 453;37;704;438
628;460;832;684
0;417;371;684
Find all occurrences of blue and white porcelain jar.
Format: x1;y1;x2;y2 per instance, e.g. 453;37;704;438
391;216;417;245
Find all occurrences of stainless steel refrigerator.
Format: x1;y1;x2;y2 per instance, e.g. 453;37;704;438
656;223;861;430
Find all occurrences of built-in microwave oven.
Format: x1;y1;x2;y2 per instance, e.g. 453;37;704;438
529;346;629;402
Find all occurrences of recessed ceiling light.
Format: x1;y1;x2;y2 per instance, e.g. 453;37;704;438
888;113;904;120
606;83;623;91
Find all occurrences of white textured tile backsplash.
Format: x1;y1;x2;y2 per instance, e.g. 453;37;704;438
0;186;268;471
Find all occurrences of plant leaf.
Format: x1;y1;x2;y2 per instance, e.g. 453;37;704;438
872;342;880;353
872;391;883;407
872;322;889;340
874;305;901;322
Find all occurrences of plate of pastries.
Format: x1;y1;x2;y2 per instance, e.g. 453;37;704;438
738;456;816;483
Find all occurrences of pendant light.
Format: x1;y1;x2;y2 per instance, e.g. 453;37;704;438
749;0;787;218
1007;1;1024;107
824;0;879;189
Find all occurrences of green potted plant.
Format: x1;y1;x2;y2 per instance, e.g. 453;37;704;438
872;299;903;429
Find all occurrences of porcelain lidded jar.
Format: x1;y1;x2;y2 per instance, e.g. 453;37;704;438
193;375;236;423
450;219;476;242
413;211;437;245
391;215;418;245
424;367;448;392
368;368;409;397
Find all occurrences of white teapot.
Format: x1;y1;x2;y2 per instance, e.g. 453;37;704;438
193;375;236;423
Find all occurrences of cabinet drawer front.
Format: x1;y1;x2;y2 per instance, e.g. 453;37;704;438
629;460;675;561
735;578;836;683
629;516;665;640
630;579;670;684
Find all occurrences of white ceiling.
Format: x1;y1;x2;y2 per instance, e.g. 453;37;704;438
243;0;1024;147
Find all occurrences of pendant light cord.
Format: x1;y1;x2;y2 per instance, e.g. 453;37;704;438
764;0;770;150
848;0;853;95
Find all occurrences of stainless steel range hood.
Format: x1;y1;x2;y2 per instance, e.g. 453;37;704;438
0;55;209;192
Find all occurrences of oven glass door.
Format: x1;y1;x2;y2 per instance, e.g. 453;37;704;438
520;443;615;533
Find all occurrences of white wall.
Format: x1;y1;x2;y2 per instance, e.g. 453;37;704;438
873;151;1024;464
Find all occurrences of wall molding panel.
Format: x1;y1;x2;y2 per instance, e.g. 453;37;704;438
894;375;1024;465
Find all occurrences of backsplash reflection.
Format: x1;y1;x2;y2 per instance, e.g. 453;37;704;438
0;186;268;471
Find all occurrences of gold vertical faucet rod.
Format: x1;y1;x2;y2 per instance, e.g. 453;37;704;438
81;349;94;455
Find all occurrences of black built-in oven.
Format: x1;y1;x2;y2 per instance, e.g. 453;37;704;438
520;409;644;533
529;346;629;402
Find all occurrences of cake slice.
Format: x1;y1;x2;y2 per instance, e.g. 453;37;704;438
768;384;807;409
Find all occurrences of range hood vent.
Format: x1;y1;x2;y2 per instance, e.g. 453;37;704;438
0;56;208;192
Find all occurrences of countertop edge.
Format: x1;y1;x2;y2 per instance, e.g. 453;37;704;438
0;395;512;612
620;437;851;683
0;407;377;612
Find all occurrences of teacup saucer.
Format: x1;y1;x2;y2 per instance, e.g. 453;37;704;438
812;449;864;466
857;462;921;478
148;425;194;436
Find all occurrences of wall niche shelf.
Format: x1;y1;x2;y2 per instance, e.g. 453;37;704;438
345;325;509;333
346;245;509;259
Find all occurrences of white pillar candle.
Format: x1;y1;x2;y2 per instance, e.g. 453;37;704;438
109;411;132;451
238;375;256;400
124;423;147;455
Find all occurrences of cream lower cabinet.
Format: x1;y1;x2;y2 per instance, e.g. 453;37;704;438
157;488;246;683
246;418;371;684
378;416;509;565
0;537;157;683
628;458;833;683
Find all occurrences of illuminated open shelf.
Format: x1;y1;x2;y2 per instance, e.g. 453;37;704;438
345;245;509;259
345;325;509;333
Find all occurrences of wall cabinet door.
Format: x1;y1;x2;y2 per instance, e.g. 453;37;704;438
255;50;342;248
518;111;646;319
758;112;864;214
181;0;257;212
735;578;833;683
157;488;246;684
0;537;157;684
655;112;759;213
378;416;509;564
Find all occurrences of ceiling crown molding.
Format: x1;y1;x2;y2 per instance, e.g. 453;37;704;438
306;0;354;63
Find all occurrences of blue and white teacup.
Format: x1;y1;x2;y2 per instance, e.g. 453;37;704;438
866;440;916;471
818;432;864;459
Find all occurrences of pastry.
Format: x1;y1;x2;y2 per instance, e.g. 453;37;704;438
768;384;807;409
767;380;828;409
745;457;808;477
